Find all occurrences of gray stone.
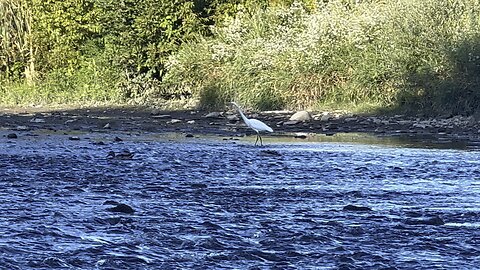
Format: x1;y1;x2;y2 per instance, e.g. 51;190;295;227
320;114;331;122
167;119;182;124
283;120;299;126
30;118;45;123
151;114;171;119
226;115;239;121
289;111;311;122
15;125;29;131
204;112;222;118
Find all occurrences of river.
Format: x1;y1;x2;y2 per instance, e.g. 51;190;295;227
0;133;479;269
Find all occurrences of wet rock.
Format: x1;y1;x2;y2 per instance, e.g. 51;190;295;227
93;141;106;145
7;133;17;139
107;150;134;160
226;114;239;122
260;150;282;156
320;113;331;122
343;205;372;212
185;133;194;138
204;112;222;118
114;136;123;142
405;215;445;226
167;119;182;124
107;203;135;214
30;118;45;123
151;114;171;119
15;125;29;131
344;117;358;122
68;136;80;141
283;120;299;126
294;133;308;139
289;111;311;122
105;217;122;225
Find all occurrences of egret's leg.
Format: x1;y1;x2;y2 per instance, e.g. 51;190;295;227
255;134;259;146
259;134;263;146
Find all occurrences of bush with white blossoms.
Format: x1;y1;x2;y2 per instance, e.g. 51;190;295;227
162;0;480;114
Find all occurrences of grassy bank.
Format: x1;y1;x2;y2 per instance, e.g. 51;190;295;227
162;0;480;115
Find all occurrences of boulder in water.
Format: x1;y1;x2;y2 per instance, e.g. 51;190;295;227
107;203;135;214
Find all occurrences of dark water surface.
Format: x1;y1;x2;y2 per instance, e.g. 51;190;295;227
1;133;479;269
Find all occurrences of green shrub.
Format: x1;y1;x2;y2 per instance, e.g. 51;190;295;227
162;0;480;114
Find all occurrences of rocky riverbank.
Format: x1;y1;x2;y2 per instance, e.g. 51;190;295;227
1;106;479;144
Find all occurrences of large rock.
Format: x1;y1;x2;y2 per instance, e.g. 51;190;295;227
289;111;311;122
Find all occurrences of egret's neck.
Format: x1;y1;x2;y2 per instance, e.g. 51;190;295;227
233;105;249;124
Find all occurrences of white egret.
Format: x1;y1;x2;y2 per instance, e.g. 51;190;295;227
230;102;273;146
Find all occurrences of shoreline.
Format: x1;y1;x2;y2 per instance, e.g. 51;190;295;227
1;106;479;149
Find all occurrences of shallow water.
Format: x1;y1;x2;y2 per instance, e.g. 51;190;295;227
1;133;479;269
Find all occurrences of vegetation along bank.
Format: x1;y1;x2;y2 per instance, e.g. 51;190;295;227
2;0;480;116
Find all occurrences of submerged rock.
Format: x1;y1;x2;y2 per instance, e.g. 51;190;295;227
107;150;134;160
405;215;445;226
343;205;372;212
107;203;135;214
260;150;282;156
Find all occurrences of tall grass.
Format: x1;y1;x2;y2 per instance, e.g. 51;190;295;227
162;0;480;114
0;52;124;106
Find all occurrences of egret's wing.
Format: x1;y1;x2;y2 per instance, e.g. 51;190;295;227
249;119;273;132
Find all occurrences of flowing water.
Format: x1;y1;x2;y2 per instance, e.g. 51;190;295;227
0;133;479;269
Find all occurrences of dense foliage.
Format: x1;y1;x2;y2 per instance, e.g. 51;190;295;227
1;0;480;115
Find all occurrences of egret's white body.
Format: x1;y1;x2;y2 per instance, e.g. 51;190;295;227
230;102;273;146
